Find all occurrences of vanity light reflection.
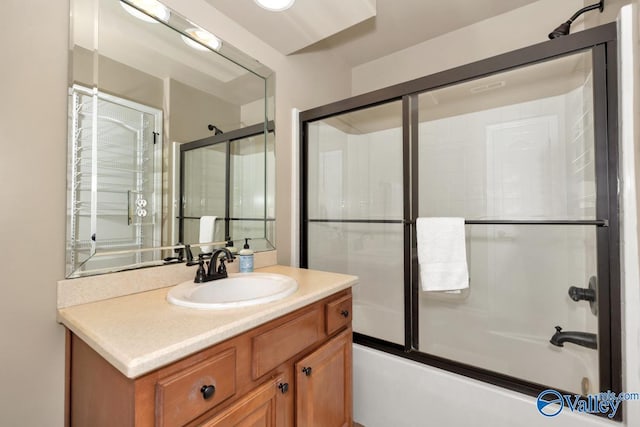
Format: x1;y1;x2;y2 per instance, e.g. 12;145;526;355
120;0;170;23
181;28;222;51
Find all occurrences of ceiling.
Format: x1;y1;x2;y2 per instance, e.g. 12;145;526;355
206;0;542;66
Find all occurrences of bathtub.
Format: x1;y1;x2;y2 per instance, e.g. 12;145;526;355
419;310;599;395
352;296;605;426
353;297;598;396
353;344;613;427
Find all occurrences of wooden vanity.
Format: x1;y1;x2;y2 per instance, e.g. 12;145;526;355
59;266;356;427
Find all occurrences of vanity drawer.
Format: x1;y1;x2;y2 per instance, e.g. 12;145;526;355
326;294;352;335
252;308;322;379
155;348;236;427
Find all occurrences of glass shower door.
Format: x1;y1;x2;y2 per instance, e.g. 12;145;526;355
306;101;405;345
179;127;275;254
301;26;619;410
416;50;601;394
180;143;227;253
67;86;162;275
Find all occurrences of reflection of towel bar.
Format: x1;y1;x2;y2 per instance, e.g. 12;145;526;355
308;219;608;227
408;219;607;227
179;216;275;222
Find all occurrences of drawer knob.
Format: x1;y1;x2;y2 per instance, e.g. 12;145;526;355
200;384;216;400
278;382;289;394
302;366;312;376
340;309;350;318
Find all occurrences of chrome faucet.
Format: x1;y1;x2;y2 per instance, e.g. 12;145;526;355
550;326;597;350
193;248;235;283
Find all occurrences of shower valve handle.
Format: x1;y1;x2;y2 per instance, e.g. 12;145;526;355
568;276;598;316
568;286;596;302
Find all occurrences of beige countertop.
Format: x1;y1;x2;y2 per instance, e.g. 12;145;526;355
57;265;357;379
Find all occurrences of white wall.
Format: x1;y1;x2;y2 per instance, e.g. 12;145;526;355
0;1;69;425
0;1;352;425
618;4;640;425
351;0;585;95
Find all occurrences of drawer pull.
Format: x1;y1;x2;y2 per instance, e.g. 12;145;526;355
200;384;216;400
278;382;289;394
302;366;312;376
340;310;349;318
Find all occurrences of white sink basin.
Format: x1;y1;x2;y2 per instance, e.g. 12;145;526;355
167;273;299;310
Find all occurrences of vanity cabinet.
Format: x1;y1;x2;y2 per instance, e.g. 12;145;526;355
296;330;352;427
66;289;352;427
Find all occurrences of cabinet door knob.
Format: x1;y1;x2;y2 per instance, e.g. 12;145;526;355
278;382;289;394
302;366;312;376
200;384;216;400
340;309;349;318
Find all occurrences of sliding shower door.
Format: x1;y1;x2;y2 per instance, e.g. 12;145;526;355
229;132;275;249
302;25;620;409
416;50;602;395
306;101;405;345
181;143;227;250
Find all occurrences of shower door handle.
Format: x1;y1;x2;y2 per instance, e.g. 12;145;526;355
127;190;132;225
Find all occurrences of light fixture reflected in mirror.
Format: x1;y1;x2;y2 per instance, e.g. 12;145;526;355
253;0;295;12
181;28;222;51
120;0;170;23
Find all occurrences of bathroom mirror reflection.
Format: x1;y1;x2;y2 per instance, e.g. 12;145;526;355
66;0;275;278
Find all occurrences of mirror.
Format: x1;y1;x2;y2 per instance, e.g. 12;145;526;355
66;0;275;277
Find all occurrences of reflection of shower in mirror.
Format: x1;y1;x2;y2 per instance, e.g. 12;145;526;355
66;0;275;277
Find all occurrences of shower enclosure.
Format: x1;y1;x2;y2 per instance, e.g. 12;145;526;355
300;24;620;408
67;85;162;276
177;123;276;254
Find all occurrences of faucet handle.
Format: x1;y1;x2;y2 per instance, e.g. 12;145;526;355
194;259;207;283
554;326;563;333
217;257;228;274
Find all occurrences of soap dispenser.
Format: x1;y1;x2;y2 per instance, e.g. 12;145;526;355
239;238;254;273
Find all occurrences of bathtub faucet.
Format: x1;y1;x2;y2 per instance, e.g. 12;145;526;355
550;326;597;350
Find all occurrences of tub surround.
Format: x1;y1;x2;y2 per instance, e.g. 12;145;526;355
57;263;357;378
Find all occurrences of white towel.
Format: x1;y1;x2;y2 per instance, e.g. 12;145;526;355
199;216;217;253
417;217;469;292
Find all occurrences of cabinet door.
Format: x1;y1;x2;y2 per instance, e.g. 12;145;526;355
295;328;352;427
201;379;277;427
